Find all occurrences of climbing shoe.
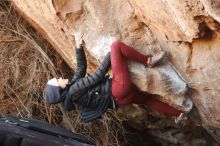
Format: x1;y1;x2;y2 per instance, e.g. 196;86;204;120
186;106;202;126
147;51;166;67
175;113;187;125
174;107;202;126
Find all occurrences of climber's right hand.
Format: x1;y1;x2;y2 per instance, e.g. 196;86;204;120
71;32;84;48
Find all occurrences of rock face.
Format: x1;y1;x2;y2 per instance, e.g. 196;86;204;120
11;0;220;142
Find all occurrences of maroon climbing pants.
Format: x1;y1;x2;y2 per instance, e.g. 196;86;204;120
110;41;181;117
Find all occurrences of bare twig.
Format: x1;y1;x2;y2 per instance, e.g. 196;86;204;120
0;39;22;43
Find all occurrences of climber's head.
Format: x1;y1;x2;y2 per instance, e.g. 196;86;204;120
57;77;69;88
43;77;69;104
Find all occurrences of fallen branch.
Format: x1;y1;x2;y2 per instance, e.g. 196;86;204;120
0;39;22;43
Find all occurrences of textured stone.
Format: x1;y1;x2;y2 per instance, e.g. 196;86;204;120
11;0;220;142
200;0;220;23
11;0;78;69
129;0;206;42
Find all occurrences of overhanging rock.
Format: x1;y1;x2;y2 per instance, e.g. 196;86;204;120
11;0;220;139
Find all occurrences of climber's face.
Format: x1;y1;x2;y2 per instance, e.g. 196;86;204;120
57;77;69;88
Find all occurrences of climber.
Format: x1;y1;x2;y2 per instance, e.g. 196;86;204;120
44;34;186;123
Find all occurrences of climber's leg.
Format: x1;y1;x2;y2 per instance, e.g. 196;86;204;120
111;41;149;101
110;41;171;111
111;41;149;64
132;87;182;116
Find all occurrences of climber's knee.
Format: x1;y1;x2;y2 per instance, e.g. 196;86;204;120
111;40;121;51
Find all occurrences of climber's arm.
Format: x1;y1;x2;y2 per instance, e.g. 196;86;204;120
71;47;87;83
68;52;111;94
70;33;87;83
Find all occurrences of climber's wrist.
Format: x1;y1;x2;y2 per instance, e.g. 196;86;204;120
76;42;83;49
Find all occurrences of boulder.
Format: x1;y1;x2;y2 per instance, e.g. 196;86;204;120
11;0;220;142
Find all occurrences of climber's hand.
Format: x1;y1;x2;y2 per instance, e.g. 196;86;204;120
71;32;84;48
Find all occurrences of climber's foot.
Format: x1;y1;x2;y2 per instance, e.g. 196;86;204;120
175;113;187;125
186;106;202;126
147;51;166;67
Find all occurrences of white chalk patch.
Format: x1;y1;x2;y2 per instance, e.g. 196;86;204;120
159;64;187;95
90;36;117;61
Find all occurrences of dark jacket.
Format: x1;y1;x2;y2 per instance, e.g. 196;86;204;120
62;48;114;122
